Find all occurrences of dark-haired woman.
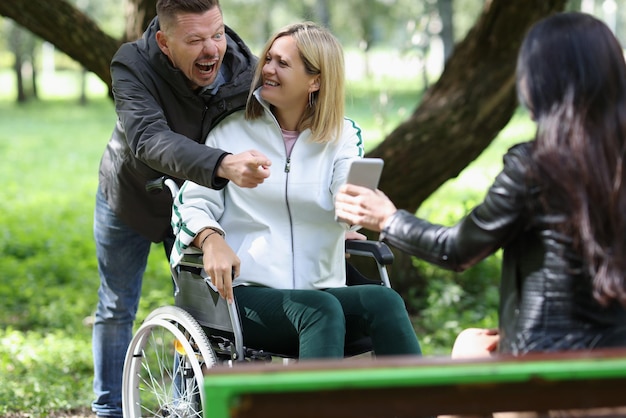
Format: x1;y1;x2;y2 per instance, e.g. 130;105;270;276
335;11;626;357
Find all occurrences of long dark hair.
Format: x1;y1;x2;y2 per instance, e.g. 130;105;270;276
517;12;626;305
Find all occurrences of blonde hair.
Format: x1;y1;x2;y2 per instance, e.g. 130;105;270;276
245;22;345;144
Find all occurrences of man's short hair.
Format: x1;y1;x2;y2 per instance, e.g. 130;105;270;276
156;0;221;31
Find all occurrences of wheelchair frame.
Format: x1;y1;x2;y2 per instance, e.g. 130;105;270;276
121;178;396;418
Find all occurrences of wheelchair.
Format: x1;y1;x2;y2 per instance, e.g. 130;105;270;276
121;178;395;418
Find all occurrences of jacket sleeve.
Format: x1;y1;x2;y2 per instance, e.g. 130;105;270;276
111;48;229;190
380;144;532;271
330;119;366;195
331;118;367;231
171;179;226;266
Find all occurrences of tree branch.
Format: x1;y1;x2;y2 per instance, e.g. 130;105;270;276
0;0;121;89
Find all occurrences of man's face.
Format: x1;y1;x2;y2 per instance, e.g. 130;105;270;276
156;7;227;90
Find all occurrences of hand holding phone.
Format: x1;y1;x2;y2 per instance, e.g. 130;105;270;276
345;158;384;190
335;158;385;223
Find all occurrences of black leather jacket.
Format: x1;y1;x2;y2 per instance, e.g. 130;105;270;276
382;142;626;354
98;17;256;242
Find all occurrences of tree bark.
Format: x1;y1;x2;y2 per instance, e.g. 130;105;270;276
124;0;158;42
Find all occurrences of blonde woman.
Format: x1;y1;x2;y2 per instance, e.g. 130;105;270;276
172;22;421;358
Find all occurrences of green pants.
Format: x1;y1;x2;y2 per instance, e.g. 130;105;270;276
233;284;422;359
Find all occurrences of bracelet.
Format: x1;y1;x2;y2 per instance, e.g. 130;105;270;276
199;229;222;249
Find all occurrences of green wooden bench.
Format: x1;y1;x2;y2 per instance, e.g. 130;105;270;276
203;349;626;417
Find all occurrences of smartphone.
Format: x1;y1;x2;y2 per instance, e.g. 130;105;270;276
345;158;384;190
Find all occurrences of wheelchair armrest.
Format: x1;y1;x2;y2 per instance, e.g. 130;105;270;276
178;251;204;269
345;240;394;265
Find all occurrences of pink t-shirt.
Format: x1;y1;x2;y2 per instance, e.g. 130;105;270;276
281;128;299;157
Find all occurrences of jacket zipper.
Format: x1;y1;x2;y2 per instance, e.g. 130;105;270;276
283;156;296;287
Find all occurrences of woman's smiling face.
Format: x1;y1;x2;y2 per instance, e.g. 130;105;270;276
260;35;319;114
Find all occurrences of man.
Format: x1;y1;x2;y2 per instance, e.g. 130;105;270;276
91;1;268;416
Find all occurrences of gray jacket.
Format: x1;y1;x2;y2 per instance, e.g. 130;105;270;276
98;17;256;242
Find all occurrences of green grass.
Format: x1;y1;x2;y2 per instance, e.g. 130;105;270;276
0;68;534;415
0;94;174;416
0;330;93;415
0;98;153;329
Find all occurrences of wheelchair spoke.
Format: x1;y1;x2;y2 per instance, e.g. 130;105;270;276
122;306;216;418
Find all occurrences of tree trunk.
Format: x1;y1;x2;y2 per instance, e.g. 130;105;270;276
31;53;38;100
13;51;26;103
437;0;454;63
9;23;27;103
314;0;331;29
124;0;158;42
79;67;88;106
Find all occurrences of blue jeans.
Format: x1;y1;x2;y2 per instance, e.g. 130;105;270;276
91;188;174;417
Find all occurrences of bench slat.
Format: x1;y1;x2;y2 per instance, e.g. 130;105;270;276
203;350;626;417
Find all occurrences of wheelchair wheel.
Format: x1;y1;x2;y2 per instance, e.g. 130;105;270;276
122;305;217;418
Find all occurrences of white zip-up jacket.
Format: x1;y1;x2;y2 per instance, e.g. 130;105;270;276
171;93;365;290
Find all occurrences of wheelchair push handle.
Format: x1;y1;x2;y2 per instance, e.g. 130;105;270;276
145;176;180;198
345;239;394;265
